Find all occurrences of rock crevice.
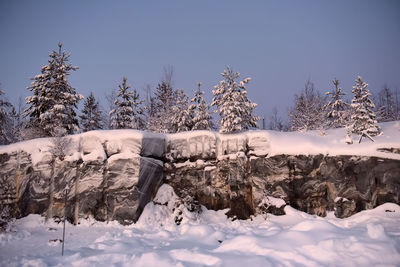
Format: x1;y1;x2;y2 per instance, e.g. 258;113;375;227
1;130;399;223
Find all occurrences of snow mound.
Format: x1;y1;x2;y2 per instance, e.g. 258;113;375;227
1;203;400;266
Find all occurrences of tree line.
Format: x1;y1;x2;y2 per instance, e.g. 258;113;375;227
1;43;399;145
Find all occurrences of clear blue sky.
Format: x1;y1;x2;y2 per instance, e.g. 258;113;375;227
1;0;399;121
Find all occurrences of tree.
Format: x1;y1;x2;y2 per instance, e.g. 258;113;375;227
323;78;350;128
211;66;259;133
289;80;326;132
24;42;82;137
130;86;146;130
105;88;117;129
349;76;380;136
79;92;103;132
147;81;177;133
189;82;213;130
0;88;15;144
110;77;145;130
376;85;397;122
171;89;193;133
268;107;285;131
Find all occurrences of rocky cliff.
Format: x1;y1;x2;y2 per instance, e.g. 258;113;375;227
1;124;399;224
0;131;164;225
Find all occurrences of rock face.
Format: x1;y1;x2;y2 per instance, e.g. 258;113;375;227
0;131;164;225
249;155;400;218
164;131;400;219
1;130;399;224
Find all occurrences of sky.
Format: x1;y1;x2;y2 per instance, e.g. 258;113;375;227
1;0;399;122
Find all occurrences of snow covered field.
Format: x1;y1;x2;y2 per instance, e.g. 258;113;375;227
1;185;400;267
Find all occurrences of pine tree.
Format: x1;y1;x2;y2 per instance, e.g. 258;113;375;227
170;89;193;133
189;82;213;130
147;81;177;133
350;76;380;136
110;77;145;130
131;87;146;130
289;80;326;132
0;89;15;145
24;43;82;137
323;78;350;128
79;92;103;132
212;66;259;133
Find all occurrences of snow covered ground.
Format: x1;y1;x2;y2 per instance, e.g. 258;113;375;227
1;185;400;267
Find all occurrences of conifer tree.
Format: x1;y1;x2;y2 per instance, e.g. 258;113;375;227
350;76;380;136
0;89;15;144
190;82;213;130
212;66;259;133
24;43;82;137
147;81;177;133
110;77;144;130
131;87;146;130
323;78;349;128
79;92;103;132
171;89;193;133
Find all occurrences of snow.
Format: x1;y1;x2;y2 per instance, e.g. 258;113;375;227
265;120;400;159
1;195;400;266
0;130;164;168
1;121;399;165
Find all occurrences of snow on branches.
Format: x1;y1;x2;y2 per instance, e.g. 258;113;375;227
289;80;326;132
189;82;213;131
110;77;145;130
80;92;103;132
349;76;380;137
323;78;350;128
212;66;259;133
24;43;82;137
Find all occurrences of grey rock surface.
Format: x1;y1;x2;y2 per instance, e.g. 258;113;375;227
1;130;399;224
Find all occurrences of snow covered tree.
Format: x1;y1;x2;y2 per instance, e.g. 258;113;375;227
323;78;350;128
24;42;82;137
212;66;259;133
189;82;213;130
0;89;16;144
349;76;380;136
376;85;397;122
110;77;145;130
79;92;103;132
289;80;326;132
130;86;146;130
147;81;177;133
170;89;193;133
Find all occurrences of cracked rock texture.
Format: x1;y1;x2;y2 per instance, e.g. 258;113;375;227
1;130;399;224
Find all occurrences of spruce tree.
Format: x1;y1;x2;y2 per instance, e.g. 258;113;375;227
190;82;213;130
131;87;146;130
147;81;177;133
323;78;349;128
79;92;103;132
110;77;145;130
24;43;82;137
350;76;380;136
0;89;15;144
171;89;193;133
211;66;259;133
